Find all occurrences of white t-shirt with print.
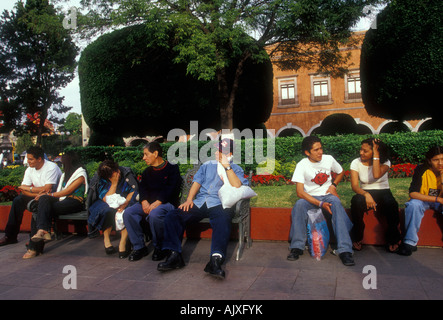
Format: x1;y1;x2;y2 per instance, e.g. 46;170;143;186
350;158;390;190
291;155;343;196
22;160;62;190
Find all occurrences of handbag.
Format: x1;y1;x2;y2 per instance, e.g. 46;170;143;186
217;163;257;209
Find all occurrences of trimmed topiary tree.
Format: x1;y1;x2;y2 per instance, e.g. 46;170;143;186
79;24;273;145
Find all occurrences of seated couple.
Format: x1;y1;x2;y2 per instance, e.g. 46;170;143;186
0;148;88;259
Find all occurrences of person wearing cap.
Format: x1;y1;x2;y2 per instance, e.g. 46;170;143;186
157;138;248;279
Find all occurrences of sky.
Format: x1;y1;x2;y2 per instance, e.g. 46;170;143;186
0;0;376;120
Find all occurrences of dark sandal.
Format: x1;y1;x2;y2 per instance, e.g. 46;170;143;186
352;241;362;251
386;242;400;253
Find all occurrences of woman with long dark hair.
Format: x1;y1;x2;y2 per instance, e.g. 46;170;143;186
350;138;401;253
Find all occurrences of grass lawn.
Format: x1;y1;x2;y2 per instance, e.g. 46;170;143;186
250;177;412;209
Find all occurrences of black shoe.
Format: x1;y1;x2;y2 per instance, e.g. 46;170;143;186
339;252;355;266
119;241;132;259
157;251;185;271
105;245;116;255
287;248;303;261
152;248;169;261
87;226;100;239
397;243;417;256
0;236;17;246
204;255;225;279
128;247;149;261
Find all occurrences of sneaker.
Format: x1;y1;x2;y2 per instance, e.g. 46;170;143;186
287;248;304;261
397;243;417;256
339;252;355;266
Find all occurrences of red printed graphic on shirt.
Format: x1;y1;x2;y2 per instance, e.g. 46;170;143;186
311;171;330;186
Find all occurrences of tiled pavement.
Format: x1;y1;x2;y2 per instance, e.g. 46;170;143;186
0;232;442;301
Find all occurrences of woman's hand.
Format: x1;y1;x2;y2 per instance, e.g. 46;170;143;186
109;171;120;185
364;192;377;211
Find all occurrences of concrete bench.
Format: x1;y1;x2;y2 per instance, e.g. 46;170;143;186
55;163;253;260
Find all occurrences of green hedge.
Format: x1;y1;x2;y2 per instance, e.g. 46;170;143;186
67;129;443;168
0;130;435;187
67;130;443;163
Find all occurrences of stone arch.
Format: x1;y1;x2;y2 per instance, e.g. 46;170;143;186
415;118;437;132
276;123;306;137
354;119;376;134
309;113;366;136
378;121;411;134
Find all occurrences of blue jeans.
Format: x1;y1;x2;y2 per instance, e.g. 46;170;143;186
162;204;234;258
404;199;443;246
290;194;353;254
123;202;175;250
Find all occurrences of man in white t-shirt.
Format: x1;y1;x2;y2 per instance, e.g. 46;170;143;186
0;146;62;246
288;136;355;266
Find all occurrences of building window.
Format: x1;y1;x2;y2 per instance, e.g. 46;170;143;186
345;71;362;102
278;76;299;107
310;74;332;105
313;80;329;102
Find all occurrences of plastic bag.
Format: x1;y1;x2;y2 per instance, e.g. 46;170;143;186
115;210;125;231
105;194;127;231
307;208;330;260
217;163;257;209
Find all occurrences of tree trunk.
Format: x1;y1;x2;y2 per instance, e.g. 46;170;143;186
216;52;251;131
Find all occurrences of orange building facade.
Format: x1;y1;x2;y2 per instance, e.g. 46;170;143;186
265;31;430;137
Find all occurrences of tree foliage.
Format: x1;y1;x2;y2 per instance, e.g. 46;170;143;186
78;0;385;130
0;0;79;143
79;24;273;144
360;0;443;127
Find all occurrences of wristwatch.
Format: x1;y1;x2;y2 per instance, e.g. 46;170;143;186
225;166;232;171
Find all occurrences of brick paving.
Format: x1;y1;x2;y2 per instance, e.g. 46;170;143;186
0;232;442;301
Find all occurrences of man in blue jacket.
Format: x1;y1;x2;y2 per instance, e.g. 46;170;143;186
157;138;248;279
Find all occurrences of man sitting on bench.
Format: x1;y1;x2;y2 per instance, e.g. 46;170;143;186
157;138;248;279
0;146;61;247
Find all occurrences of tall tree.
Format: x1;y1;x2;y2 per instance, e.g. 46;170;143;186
360;0;443;127
0;0;79;144
78;0;384;131
79;23;273;143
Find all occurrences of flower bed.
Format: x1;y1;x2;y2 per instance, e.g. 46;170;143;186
249;174;294;187
250;163;417;186
0;185;21;202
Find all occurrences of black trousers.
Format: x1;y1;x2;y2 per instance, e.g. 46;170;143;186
5;194;34;240
5;194;84;239
34;195;84;233
350;189;401;245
